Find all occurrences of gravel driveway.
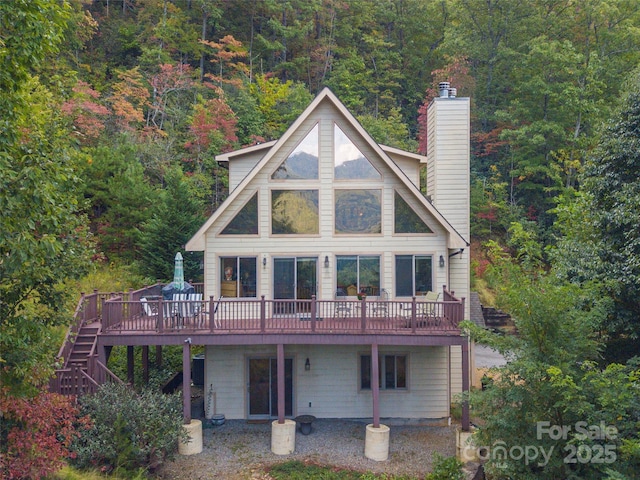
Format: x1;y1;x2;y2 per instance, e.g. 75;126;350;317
156;419;458;479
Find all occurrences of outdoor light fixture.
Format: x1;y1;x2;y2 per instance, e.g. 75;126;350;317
324;255;329;268
305;358;311;371
439;255;445;268
262;256;267;268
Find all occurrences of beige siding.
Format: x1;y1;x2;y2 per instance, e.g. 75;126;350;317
205;344;451;420
228;151;265;191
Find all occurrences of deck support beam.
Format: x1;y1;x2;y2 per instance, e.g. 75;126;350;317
142;346;149;384
127;346;134;385
371;343;380;428
155;345;162;367
461;340;470;431
183;340;192;424
277;343;285;424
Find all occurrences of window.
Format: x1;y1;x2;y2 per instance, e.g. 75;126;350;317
334;124;380;180
360;354;407;390
221;193;258;235
335;189;381;234
336;255;380;296
271;190;319;234
395;255;433;296
272;124;319;179
220;257;257;297
394;191;433;234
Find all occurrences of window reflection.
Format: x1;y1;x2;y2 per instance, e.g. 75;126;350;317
221;193;258;235
272;124;319;179
395;255;433;296
335;189;381;234
336;255;380;296
271;190;319;234
394;191;433;233
334;124;380;180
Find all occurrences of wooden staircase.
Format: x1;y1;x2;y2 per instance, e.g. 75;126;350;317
67;324;100;370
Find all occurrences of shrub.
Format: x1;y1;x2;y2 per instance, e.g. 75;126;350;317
0;388;86;480
71;382;185;475
425;453;464;480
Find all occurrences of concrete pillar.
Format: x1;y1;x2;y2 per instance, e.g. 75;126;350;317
456;426;478;462
365;423;390;461
271;419;296;455
178;419;203;455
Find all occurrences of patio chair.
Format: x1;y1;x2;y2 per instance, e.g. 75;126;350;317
418;291;440;326
334;289;352;318
189;293;205;326
170;293;189;328
140;297;158;317
370;288;390;317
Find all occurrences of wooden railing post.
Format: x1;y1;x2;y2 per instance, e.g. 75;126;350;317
360;297;366;332
260;295;266;332
209;296;215;332
311;295;317;332
158;297;164;332
411;296;417;333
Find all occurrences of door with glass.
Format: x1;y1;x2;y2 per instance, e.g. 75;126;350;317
273;257;317;314
247;358;293;418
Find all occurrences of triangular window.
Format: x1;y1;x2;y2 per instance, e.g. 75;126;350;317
221;193;258;235
334;124;381;180
272;124;319;179
394;191;433;233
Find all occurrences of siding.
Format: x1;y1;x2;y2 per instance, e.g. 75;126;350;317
204;344;452;420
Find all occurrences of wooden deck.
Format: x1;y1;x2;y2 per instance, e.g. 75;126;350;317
100;296;464;337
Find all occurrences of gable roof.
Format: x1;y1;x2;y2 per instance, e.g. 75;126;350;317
186;87;468;251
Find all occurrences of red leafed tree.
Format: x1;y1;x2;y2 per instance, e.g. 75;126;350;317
185;97;238;163
61;80;110;144
416;57;475;154
0;389;89;479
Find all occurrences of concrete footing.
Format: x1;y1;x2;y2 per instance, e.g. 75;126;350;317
456;427;478;462
178;419;203;455
271;419;296;455
364;424;390;461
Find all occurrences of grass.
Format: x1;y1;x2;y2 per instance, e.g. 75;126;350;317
267;460;417;480
54;465;146;480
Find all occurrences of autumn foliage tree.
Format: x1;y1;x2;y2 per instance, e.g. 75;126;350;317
0;389;88;480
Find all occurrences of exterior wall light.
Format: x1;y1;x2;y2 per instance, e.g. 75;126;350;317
305;358;311;371
324;256;329;268
262;256;267;268
439;255;445;268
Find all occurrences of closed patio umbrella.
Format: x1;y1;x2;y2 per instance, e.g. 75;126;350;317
173;252;185;291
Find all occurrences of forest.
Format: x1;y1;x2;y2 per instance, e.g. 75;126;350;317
1;0;640;478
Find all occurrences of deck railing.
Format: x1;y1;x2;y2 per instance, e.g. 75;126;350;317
101;287;465;335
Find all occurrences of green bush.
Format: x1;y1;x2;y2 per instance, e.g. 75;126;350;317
71;383;185;476
425;453;464;480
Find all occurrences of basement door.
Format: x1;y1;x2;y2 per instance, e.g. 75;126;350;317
247;358;293;418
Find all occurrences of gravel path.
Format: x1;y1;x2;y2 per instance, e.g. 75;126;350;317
156;419;458;479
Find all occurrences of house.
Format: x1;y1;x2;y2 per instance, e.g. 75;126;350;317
184;85;471;427
52;85;471;458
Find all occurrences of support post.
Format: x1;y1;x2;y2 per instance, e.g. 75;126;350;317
277;343;285;424
127;346;134;385
461;340;470;431
183;341;192;424
142;346;149;384
155;345;162;368
371;343;380;428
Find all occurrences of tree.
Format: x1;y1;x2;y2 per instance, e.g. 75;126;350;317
464;249;639;479
552;72;640;359
0;0;93;394
138;167;206;282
